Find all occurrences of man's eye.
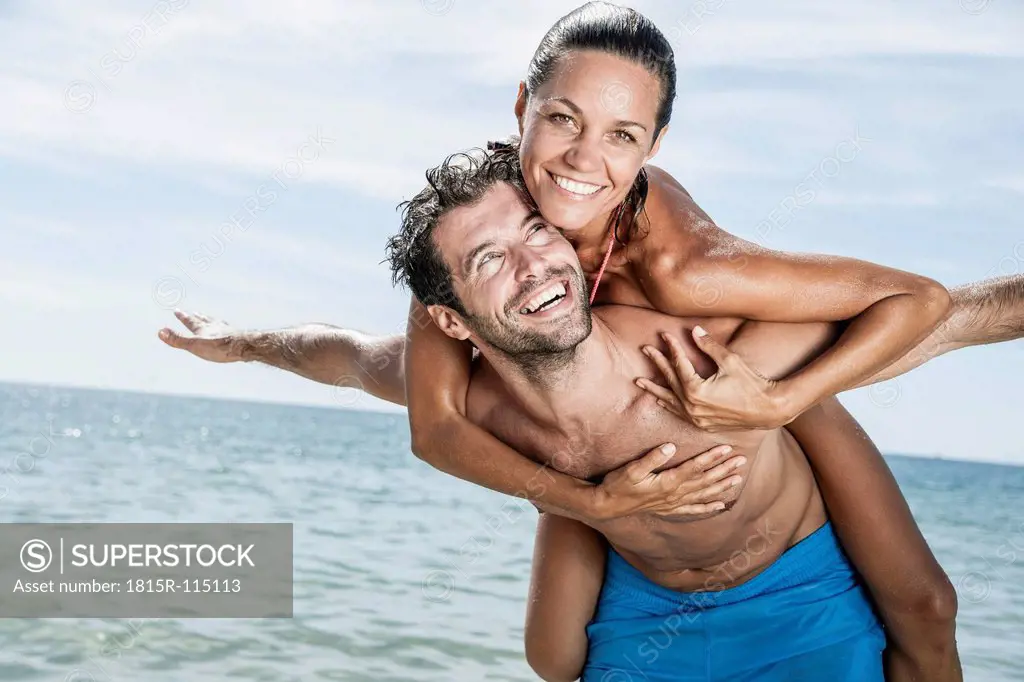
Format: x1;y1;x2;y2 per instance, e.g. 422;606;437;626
528;224;548;237
550;113;574;126
480;253;501;266
614;130;637;144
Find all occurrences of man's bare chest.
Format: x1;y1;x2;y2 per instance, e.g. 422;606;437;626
480;381;726;482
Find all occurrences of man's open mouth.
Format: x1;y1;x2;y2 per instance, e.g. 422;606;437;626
518;280;569;316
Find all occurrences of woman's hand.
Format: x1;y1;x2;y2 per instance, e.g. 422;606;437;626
588;443;745;522
635;328;795;431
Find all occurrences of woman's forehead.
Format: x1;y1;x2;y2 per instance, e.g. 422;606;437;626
534;50;660;121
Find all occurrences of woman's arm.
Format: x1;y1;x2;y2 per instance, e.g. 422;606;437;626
637;168;951;429
404;298;745;523
525;513;607;682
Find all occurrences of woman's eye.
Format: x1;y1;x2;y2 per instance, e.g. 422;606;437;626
614;130;637;144
549;113;575;126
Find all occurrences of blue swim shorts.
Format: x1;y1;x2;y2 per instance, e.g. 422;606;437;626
582;522;885;681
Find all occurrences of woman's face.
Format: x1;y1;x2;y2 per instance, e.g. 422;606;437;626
516;50;667;234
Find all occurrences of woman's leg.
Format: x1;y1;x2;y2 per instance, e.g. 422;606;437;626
525;513;607;682
787;397;961;682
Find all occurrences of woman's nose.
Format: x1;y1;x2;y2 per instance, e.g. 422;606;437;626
562;134;602;174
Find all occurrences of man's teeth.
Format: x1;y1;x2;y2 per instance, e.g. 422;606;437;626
520;282;568;314
553;174;602;196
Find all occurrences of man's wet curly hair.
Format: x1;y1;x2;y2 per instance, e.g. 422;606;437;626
385;145;530;315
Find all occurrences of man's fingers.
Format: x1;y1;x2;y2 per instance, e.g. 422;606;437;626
158;328;194;350
174;310;203;332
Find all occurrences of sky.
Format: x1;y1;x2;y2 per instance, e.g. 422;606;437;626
0;0;1021;464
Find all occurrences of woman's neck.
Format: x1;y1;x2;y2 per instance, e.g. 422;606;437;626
565;210;618;272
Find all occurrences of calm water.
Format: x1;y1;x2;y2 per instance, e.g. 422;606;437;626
0;382;1021;681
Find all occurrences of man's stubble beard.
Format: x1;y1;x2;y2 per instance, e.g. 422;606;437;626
466;269;593;386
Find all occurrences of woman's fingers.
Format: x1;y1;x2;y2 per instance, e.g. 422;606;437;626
643;346;686;401
685;473;743;503
666;502;726;517
623;443;677;482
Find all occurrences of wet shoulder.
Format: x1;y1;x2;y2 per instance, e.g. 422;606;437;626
634;164;733;278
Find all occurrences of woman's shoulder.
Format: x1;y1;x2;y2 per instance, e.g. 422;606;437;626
637;164;735;274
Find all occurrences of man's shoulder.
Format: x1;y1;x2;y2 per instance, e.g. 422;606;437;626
595;305;741;341
465;357;501;428
595;305;747;378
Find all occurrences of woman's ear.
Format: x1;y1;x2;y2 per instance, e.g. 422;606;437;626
515;82;529;136
647;124;669;162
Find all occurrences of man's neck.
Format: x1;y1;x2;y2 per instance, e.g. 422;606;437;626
479;318;622;430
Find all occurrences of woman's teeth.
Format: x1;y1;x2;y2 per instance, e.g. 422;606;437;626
552;174;603;196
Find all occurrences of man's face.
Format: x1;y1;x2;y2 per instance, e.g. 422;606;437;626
432;183;592;356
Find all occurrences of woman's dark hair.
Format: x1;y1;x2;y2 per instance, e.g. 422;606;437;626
517;1;677;245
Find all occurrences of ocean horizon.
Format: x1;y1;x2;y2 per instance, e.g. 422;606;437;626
1;380;1021;680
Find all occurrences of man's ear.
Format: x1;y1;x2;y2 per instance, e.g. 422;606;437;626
514;82;528;136
427;305;473;342
647;124;669;162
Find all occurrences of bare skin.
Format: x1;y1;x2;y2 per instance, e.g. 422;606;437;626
401;49;948;528
467;307;831;586
416;182;963;680
159;260;1024;682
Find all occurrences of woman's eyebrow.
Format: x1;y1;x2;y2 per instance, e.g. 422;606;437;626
541;96;583;115
542;96;647;131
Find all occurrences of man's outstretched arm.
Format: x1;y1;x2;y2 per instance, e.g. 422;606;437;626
158;311;407;405
857;274;1023;385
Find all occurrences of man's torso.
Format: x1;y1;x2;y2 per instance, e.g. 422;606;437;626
466;305;826;591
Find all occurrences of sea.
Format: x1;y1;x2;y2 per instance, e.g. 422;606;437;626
0;382;1021;681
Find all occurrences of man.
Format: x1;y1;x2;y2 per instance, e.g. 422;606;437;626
160;150;1023;680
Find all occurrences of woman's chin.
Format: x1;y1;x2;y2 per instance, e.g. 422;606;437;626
537;201;601;234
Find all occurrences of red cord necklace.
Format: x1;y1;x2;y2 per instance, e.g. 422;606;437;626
588;202;626;305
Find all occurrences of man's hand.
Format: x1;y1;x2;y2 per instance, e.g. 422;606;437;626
158;310;248;363
588;443;745;522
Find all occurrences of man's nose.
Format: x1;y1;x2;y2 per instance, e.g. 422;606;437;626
513;248;548;281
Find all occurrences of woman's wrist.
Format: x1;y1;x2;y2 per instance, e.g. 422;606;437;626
534;477;604;524
771;378;816;426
